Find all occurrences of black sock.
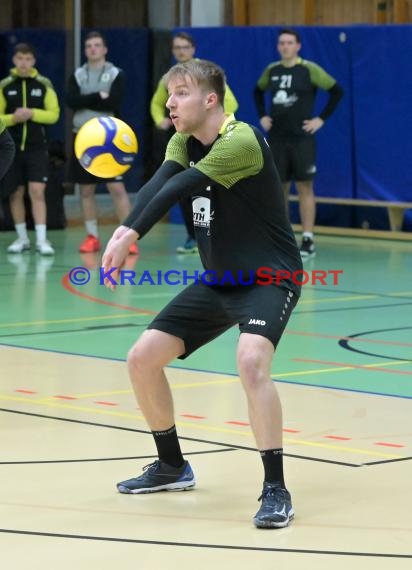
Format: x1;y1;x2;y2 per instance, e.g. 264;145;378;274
260;448;285;487
152;425;184;468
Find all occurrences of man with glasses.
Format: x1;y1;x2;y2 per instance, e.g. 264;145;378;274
150;32;238;254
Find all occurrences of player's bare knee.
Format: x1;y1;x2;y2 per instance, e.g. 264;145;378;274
127;343;150;375
237;350;267;390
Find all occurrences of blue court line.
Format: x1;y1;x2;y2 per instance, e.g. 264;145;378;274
1;341;411;401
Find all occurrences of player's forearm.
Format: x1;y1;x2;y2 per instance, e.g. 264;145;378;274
253;86;266;118
319;83;344;121
126;168;210;239
122;161;184;231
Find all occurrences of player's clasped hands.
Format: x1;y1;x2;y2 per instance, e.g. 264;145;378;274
102;225;139;290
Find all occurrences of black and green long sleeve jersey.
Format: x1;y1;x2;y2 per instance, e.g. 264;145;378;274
254;58;343;137
123;115;302;295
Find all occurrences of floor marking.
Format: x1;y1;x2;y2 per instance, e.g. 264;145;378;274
0;393;405;459
287;329;412;348
0;313;147;329
324;435;352;441
299;294;377;304
61;273;156;315
181;414;206;420
375;442;405;448
295;358;412;375
53;395;78;400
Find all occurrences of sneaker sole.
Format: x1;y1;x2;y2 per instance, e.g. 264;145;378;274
117;480;196;494
253;510;295;529
7;246;30;254
36;249;55;256
176;249;198;254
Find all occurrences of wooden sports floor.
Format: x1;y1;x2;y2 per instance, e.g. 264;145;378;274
0;224;411;569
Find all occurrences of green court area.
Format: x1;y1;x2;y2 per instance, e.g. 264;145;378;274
1;224;411;398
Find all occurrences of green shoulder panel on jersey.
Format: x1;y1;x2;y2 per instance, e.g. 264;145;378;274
165;132;191;169
195;120;263;189
303;60;336;90
257;62;282;90
0;117;5;135
0;76;13;90
35;74;55;90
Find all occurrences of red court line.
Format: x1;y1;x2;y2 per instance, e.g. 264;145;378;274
53;395;78;400
61;274;156;315
14;389;37;394
225;420;249;426
94;401;119;406
181;414;206;420
283;428;301;433
286;329;412;348
375;442;405;448
294;358;412;376
324;435;352;441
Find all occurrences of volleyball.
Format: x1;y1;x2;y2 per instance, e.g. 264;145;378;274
74;116;138;178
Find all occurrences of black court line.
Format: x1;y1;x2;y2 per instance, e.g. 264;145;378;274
339;326;412;362
0;528;411;558
362;456;412;466
294;300;412;315
306;287;412;301
0;408;364;468
0;448;235;465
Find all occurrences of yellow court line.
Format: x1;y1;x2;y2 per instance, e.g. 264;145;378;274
0;313;147;329
298;294;376;305
388;291;412;297
272;359;412;379
0;393;404;460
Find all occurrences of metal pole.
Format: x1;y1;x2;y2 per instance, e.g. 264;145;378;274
73;0;82;70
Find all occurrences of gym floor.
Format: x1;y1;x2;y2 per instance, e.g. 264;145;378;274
1;224;411;569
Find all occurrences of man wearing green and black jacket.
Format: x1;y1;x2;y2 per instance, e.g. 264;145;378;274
0;43;60;255
150;32;238;254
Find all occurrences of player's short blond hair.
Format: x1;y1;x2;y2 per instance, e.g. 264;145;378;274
164;59;226;107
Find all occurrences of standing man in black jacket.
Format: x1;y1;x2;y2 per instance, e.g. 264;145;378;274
0;43;59;255
66;31;136;255
254;29;343;258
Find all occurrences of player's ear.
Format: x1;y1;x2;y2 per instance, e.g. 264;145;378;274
205;92;217;108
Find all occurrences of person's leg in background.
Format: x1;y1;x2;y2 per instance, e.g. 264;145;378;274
293;137;317;258
176;195;197;254
28;180;54;255
107;180;137;255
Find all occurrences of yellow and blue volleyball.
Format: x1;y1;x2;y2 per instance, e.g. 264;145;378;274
74;116;138;178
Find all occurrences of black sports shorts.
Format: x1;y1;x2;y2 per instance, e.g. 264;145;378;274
148;281;298;359
0;148;49;196
267;135;316;183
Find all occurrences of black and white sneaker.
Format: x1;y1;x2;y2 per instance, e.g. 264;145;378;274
300;236;316;258
117;460;196;494
253;482;294;528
